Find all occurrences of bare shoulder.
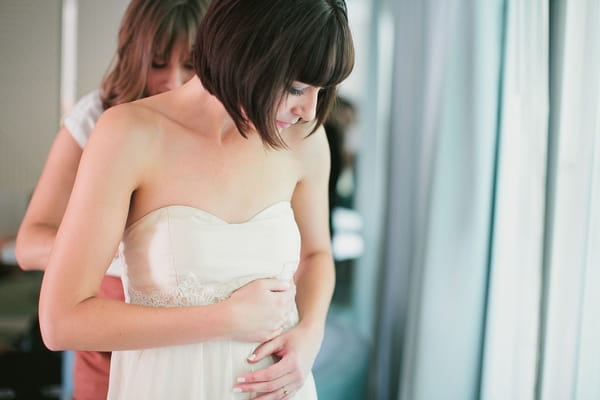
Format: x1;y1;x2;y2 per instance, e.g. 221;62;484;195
87;100;163;165
92;101;159;146
286;123;331;180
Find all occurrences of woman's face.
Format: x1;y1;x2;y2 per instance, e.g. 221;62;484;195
276;81;322;130
146;39;194;96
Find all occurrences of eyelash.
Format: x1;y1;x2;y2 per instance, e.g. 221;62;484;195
289;87;305;96
151;61;194;69
287;86;328;97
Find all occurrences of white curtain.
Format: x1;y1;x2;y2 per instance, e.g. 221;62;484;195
483;0;600;398
365;0;600;399
480;0;548;398
537;0;600;398
369;0;504;398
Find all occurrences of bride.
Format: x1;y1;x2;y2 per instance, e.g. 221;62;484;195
39;0;354;398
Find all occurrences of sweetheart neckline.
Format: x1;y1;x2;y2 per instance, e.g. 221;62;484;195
125;200;292;231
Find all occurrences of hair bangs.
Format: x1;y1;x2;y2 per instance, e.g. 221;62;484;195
193;0;354;149
289;3;355;138
153;5;198;59
293;11;354;89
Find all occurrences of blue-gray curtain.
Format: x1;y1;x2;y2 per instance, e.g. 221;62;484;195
370;1;505;398
366;0;600;399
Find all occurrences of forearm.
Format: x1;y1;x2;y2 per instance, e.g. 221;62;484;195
294;251;335;337
39;295;233;352
15;223;57;271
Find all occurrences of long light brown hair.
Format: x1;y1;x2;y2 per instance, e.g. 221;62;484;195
100;0;208;109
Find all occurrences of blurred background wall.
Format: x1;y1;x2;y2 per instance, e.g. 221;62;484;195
0;0;128;236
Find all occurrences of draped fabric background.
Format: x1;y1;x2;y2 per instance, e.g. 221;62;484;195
480;1;548;399
369;0;503;398
363;0;600;399
537;1;600;398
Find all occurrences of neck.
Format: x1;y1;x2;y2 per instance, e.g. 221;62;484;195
176;76;242;143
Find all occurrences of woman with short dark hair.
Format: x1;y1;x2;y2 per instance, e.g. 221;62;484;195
38;0;354;398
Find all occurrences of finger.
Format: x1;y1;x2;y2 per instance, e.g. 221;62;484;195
238;355;290;385
251;385;296;400
248;335;285;363
233;373;296;398
251;380;298;400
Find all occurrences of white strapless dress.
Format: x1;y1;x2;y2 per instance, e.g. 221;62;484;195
107;201;318;399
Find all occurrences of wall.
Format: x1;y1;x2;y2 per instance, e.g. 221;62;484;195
0;0;128;236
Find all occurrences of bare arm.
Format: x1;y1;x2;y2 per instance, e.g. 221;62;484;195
15;127;82;271
291;125;335;338
38;106;292;352
234;125;335;397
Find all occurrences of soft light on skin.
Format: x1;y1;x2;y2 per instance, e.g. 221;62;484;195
146;39;195;96
276;81;322;130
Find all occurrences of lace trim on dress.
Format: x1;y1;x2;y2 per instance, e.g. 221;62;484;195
127;274;248;307
127;273;299;329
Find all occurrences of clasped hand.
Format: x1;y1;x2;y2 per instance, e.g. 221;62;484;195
226;278;321;398
227;278;296;343
233;324;322;399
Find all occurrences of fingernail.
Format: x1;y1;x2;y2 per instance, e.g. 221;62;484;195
232;387;242;393
237;377;245;383
247;354;256;361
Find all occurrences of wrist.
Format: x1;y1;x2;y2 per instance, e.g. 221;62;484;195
207;300;235;341
296;317;325;341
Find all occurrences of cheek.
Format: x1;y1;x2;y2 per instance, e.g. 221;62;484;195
276;98;291;118
145;72;161;96
182;69;195;83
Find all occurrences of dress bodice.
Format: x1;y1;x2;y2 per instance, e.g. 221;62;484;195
120;201;301;307
109;201;318;400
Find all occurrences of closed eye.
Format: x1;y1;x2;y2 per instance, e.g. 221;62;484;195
288;86;305;96
152;60;167;69
183;58;194;70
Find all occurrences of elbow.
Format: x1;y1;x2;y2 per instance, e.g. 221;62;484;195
14;227;47;271
40;331;64;352
38;300;72;351
14;234;36;271
39;316;70;352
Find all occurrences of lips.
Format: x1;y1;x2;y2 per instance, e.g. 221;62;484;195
276;121;292;129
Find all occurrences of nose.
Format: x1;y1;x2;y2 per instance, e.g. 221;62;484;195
162;67;186;91
293;91;319;122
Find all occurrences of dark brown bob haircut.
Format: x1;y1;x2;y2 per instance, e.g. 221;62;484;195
194;0;355;148
101;0;209;109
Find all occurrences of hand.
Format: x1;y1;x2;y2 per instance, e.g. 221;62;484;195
232;323;323;399
226;278;296;343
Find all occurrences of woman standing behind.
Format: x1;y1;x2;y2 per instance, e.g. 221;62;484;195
38;0;354;398
16;1;208;398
